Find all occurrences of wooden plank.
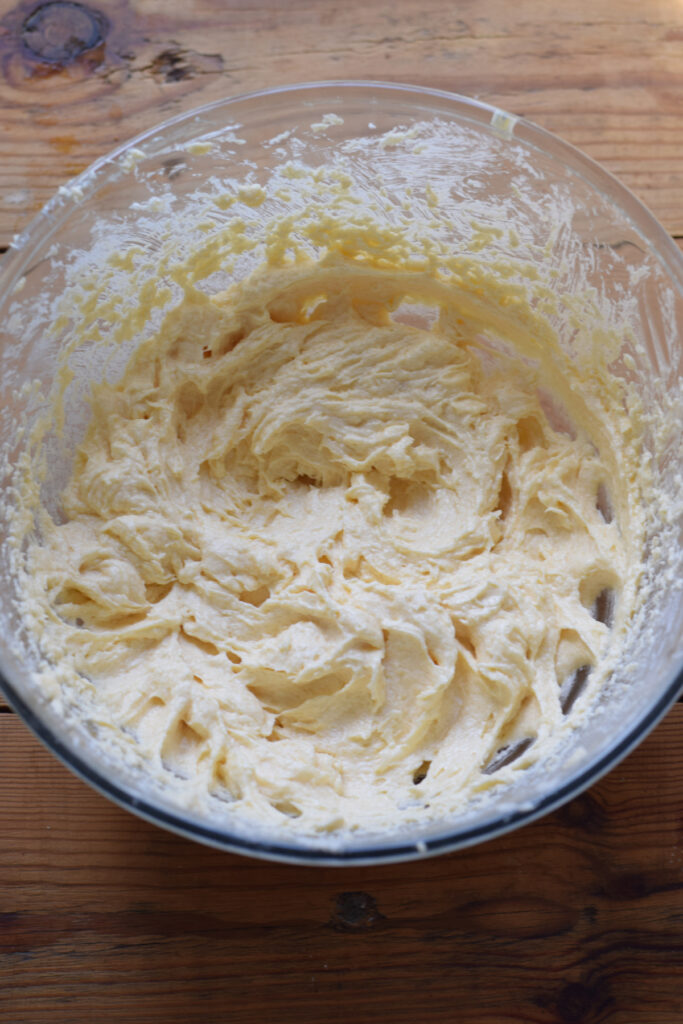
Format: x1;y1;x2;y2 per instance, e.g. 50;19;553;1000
0;0;682;247
1;705;683;1023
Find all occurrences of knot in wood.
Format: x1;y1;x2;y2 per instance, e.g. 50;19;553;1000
22;1;107;64
330;891;385;932
555;981;607;1024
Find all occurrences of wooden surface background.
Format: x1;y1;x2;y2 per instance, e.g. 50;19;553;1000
1;1;682;1021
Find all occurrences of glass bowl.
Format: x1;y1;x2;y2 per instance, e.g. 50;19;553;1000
0;81;681;864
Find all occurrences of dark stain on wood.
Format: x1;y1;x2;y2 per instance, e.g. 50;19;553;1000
555;979;612;1024
557;789;607;833
142;43;224;82
600;872;653;901
150;46;193;82
21;1;108;64
0;0;133;82
330;892;386;932
0;0;224;101
532;976;615;1023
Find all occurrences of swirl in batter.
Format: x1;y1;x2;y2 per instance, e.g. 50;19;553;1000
26;253;635;831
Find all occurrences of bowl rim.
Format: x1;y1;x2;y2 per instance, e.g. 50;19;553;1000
2;79;682;292
1;79;682;865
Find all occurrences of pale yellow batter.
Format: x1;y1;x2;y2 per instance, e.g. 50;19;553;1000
22;251;639;833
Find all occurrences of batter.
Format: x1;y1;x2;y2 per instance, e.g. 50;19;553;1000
22;251;639;833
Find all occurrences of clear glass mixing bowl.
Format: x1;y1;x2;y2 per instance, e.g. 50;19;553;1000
0;82;681;864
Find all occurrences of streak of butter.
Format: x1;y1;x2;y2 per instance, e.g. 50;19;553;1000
13;168;646;836
310;113;345;134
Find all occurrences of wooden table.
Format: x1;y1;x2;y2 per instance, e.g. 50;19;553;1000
1;2;682;1021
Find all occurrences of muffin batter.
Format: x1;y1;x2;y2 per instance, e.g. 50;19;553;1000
23;252;636;832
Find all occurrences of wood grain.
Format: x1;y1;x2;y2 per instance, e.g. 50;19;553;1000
0;0;682;247
2;706;683;1023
